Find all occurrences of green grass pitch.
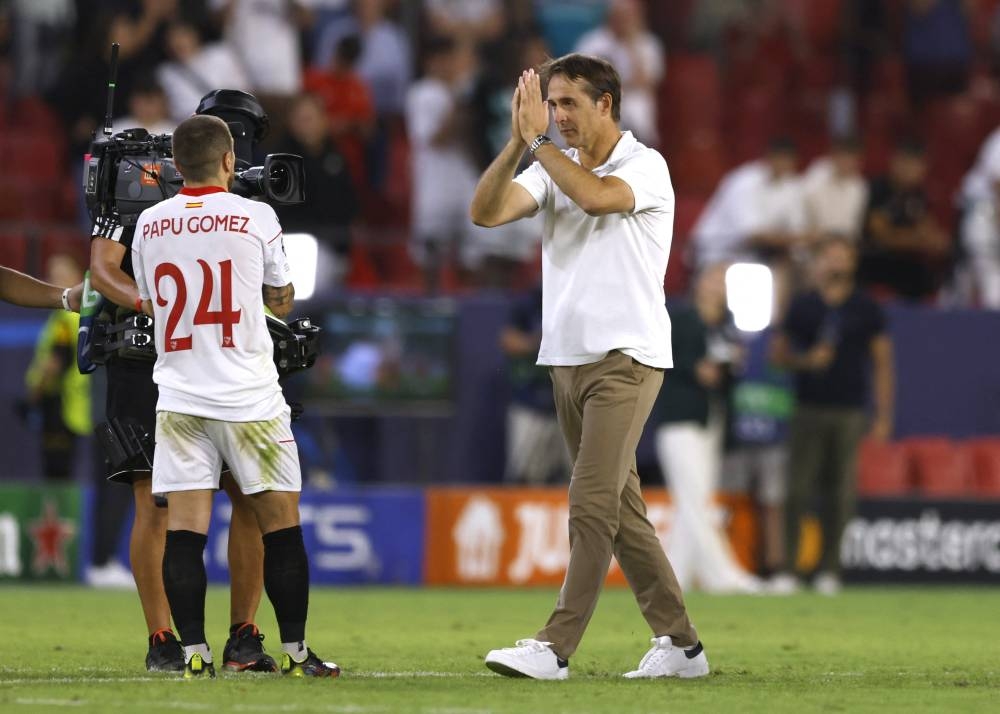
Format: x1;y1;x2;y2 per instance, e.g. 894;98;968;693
1;585;998;713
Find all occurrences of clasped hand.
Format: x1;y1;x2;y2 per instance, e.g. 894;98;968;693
511;68;550;146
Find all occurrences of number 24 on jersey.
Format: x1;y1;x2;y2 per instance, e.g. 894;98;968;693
154;259;242;352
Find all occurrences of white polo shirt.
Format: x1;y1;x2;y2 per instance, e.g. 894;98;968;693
513;130;674;368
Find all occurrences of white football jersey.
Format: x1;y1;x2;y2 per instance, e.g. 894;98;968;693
133;186;291;421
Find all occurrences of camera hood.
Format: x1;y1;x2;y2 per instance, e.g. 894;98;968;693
195;89;270;142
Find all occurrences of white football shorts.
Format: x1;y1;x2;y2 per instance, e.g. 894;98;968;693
152;406;301;496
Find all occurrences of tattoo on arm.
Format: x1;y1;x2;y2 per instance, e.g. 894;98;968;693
263;283;295;317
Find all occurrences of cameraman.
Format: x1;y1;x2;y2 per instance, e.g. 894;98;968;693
88;112;276;673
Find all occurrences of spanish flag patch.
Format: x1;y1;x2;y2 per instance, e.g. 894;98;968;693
185;202;203;209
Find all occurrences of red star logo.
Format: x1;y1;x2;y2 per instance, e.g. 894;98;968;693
28;499;76;576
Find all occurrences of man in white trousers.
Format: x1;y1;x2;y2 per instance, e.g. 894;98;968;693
652;265;761;594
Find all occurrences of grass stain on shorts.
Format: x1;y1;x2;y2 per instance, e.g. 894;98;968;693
233;417;283;486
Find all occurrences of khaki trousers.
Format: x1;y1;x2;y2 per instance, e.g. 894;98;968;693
536;351;698;658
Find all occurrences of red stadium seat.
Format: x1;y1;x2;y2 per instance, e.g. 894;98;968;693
726;86;784;166
923;96;987;218
904;437;976;498
965;438;1000;498
0;132;65;182
969;0;1000;52
381;121;411;226
665;194;708;296
0;231;29;272
40;228;89;269
667;130;727;195
9;97;63;134
872;57;907;101
800;0;844;52
0;177;58;221
659;54;723;156
344;241;379;289
857;439;912;496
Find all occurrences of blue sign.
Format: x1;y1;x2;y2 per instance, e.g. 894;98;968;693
203;488;425;585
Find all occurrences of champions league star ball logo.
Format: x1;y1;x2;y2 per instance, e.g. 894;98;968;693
28;499;76;577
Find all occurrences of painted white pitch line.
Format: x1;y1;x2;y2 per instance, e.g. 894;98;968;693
12;700;398;713
3;677;160;684
15;701;211;711
358;671;492;679
1;671;493;686
14;700;86;708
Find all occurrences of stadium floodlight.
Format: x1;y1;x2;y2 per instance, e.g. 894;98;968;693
283;232;318;301
725;263;773;332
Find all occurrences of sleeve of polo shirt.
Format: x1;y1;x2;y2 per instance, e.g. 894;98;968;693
608;149;671;214
512;160;549;215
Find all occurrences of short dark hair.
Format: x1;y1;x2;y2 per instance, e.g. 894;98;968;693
130;71;165;98
172;114;233;183
424;34;457;61
538;53;622;122
335;34;362;65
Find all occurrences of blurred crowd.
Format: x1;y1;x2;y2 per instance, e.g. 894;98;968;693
5;0;999;591
0;0;994;304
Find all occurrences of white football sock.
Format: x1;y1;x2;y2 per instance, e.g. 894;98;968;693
184;643;212;664
282;640;308;663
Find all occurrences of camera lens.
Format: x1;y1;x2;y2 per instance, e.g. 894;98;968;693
268;162;290;200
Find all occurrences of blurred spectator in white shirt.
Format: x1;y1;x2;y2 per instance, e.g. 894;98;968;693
314;0;412;117
211;0;306;95
575;0;664;146
157;18;251;123
10;0;75;96
424;0;505;48
958;127;1000;308
693;139;805;317
112;75;175;136
801;137;869;245
693;139;805;270
960;125;1000;209
314;0;412;190
406;36;484;290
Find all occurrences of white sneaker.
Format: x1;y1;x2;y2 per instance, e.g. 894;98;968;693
767;573;801;596
84;560;136;589
484;639;568;680
623;636;709;679
813;572;842;596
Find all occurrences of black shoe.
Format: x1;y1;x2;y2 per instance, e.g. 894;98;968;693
146;629;185;672
280;648;340;678
222;623;278;673
183;653;216;679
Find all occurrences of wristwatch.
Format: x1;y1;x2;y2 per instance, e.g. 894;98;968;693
528;134;553;155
